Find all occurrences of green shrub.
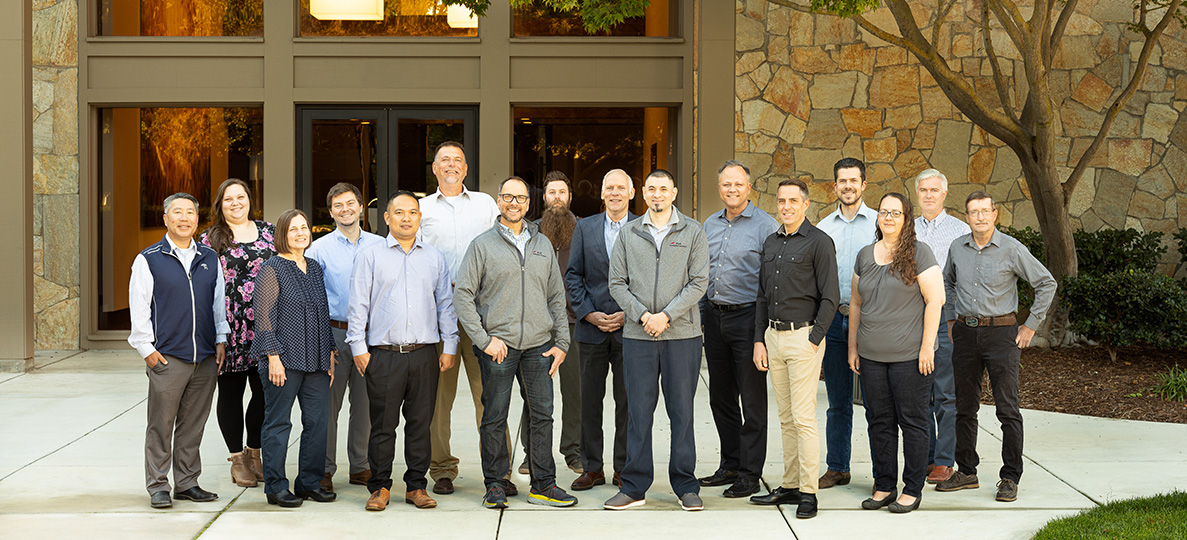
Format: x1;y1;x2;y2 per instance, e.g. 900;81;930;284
1174;227;1187;285
1061;270;1187;362
1152;365;1187;402
999;226;1044;310
1074;228;1166;277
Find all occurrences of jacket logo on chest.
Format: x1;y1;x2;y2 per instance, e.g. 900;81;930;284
668;241;687;247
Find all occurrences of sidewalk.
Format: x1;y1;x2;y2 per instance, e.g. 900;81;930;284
2;350;1184;540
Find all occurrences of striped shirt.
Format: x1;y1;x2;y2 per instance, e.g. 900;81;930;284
916;210;971;320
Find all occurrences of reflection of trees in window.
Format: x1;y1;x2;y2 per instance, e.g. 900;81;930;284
512;2;647;36
300;0;477;37
102;0;263;37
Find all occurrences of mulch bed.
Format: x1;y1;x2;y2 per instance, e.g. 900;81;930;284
980;345;1187;424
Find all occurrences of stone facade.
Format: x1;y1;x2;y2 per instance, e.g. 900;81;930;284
33;0;79;350
734;0;1187;270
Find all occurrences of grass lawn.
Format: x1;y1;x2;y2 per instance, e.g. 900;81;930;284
1034;491;1187;539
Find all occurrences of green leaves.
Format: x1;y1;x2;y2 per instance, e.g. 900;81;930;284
1061;270;1187;361
808;0;884;18
445;0;649;34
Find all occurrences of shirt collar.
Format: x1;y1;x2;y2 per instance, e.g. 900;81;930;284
716;201;756;222
828;201;876;224
386;234;422;253
964;229;1001;249
165;234;198;255
776;220;810;237
498;221;531;238
919;209;951;226
642;209;680;229
434;186;471;199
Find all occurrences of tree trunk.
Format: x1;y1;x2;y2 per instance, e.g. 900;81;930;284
1019;150;1078;346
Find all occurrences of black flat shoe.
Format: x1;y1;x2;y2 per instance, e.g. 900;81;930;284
698;469;739;487
889;494;921;514
861;489;897;510
266;490;303;507
294;488;337;503
750;486;801;505
174;486;218;503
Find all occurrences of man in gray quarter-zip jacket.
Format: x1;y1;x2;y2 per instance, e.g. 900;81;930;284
603;169;710;512
453;176;577;510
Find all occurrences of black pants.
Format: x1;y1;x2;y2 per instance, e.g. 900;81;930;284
861;357;932;498
365;346;439;493
701;303;767;481
952;322;1024;483
578;337;628;474
217;369;264;453
261;369;330;495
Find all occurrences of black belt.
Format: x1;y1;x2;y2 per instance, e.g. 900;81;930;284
837;304;850;317
372;344;430;354
710;302;754;312
768;319;815;331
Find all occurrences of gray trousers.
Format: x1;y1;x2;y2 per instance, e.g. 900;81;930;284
145;354;217;494
326;326;370;476
519;323;581;465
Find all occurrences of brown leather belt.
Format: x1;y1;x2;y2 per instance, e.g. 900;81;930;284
958;313;1017;328
769;319;815;331
373;344;430;354
330;320;349;330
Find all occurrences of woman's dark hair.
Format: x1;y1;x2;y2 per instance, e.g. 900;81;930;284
205;178;254;254
874;192;919;286
274;209;309;255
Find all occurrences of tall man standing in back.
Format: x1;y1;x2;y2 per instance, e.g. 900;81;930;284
604;169;709;512
306;182;386;493
911;169;970;486
815;158;879;489
419;141;513;496
129;193;229;509
698;160;779;498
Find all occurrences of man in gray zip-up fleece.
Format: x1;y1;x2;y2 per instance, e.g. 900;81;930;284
604;169;710;512
454;176;577;510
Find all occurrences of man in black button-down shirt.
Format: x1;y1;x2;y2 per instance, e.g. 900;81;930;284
751;178;840;519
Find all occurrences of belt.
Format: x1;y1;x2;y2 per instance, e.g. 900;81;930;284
710;301;754;312
373;344;430;354
769;319;815;331
958;313;1017;328
330;320;349;330
837;304;850;317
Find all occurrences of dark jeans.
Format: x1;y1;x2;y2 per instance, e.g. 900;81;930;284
952;322;1024;483
520;323;581;466
822;312;874;473
579;337;628;474
261;369;330;495
860;357;932;498
621;337;702;500
701;303;766;481
477;342;556;492
365;346;438;493
927;325;957;467
216;369;264;453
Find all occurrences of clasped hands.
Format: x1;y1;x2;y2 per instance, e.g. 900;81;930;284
640;311;670;337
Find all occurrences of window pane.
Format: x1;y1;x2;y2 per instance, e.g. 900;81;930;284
309;118;379;238
96;0;263;37
97;107;264;331
396;118;465;195
299;0;478;37
513;0;675;37
513;106;676;220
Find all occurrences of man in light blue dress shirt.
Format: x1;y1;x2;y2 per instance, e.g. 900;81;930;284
306;183;386;493
815;158;878;489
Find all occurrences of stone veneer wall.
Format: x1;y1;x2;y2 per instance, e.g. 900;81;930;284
734;0;1187;271
32;0;79;350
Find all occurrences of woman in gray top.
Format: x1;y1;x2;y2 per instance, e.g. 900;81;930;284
847;192;945;514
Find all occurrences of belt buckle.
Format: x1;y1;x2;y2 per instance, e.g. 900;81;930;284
397;344;414;353
964;317;979;328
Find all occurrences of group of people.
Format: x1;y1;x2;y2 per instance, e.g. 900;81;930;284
129;142;1056;518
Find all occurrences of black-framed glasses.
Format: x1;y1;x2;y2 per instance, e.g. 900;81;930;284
878;210;904;219
498;193;529;204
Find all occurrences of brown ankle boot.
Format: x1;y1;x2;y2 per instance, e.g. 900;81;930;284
228;451;257;487
246;447;264;481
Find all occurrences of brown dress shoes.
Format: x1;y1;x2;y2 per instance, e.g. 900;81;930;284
366;488;390;511
405;489;438;508
349;470;371;486
432;477;454;495
926;465;954;484
571;471;606;491
818;470;851;489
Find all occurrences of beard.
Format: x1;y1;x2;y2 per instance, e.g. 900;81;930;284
539;205;577;251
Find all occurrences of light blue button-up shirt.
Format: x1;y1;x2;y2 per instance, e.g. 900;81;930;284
306;227;385;322
817;202;878;303
498;221;532;257
604;214;628;259
704;201;779;305
346;235;459;356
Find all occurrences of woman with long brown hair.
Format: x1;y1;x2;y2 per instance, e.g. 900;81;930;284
198;178;275;488
847;192;945;514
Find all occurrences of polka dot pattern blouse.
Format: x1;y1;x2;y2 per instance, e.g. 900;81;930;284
249;256;335;373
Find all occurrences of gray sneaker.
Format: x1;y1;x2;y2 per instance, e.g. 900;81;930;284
528;485;578;507
679;492;704;511
603;491;646;510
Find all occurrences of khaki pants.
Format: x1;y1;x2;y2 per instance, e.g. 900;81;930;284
429;331;511;481
766;325;826;493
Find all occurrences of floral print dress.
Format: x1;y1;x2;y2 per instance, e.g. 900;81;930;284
199;220;276;375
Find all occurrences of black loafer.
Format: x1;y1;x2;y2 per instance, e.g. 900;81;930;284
889;494;921;514
723;478;761;498
174;486;218;503
295;488;337;503
861;489;897;510
796;493;818;519
266;490;303;507
698;469;738;487
150;490;172;509
749;486;801;505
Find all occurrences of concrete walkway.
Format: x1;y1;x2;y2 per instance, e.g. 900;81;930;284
2;350;1185;540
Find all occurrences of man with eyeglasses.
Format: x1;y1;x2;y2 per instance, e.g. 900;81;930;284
936;191;1055;504
454;176;577;510
418;141;514;496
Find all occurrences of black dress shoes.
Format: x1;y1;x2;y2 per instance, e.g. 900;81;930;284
796;493;818;519
267;490;303;508
150;491;172;509
174;486;218;503
698;469;739;487
749;486;801;505
295;488;337;503
723;478;761;498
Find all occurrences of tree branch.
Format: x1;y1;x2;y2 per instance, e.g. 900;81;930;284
931;0;959;48
1046;0;1083;67
1063;0;1183;201
983;1;1020;125
986;0;1031;58
766;0;812;13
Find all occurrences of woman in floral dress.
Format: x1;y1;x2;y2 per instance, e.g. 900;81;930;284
199;178;275;488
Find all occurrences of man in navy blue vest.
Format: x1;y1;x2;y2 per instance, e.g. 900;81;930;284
128;193;230;509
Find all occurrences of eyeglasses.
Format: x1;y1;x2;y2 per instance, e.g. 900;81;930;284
967;209;996;217
498;193;529;204
878;210;904;219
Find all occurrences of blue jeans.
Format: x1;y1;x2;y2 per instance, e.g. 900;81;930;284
927;326;957;467
261;369;330;495
822;312;859;473
476;342;556;492
620;337;702;500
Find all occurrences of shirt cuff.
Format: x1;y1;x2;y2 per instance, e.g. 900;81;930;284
442;339;459;356
350;341;369;357
135;344;158;360
216;334;228;345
